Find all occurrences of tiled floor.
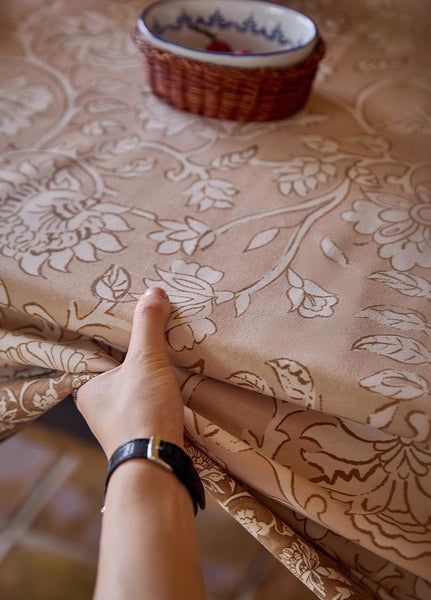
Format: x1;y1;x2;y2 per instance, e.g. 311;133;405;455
0;405;314;599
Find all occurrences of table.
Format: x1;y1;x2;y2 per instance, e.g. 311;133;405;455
1;0;430;597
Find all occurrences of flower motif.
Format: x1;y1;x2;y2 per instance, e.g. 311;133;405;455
0;159;130;275
0;341;89;372
303;419;431;555
0;77;53;137
376;436;431;480
33;388;58;411
71;373;95;391
92;264;131;301
186;445;227;494
351;435;431;550
343;187;431;271
0;393;18;435
277;157;337;197
148;217;210;255
235;508;270;537
56;11;138;69
183;178;238;212
286;269;338;318
144;260;233;351
280;541;324;595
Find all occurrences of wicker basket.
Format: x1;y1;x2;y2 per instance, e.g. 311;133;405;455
132;27;325;122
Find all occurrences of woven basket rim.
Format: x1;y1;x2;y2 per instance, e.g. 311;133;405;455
133;28;326;77
131;26;326;121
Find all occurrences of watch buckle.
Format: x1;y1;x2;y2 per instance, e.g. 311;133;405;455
147;436;174;473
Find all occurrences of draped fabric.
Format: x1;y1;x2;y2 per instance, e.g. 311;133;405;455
1;0;430;597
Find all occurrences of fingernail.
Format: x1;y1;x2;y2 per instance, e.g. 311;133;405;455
144;286;168;299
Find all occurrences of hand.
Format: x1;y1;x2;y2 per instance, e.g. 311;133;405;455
76;287;184;458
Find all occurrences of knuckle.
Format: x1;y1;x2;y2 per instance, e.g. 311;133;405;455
135;297;166;319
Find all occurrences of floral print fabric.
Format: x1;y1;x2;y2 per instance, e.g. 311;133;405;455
1;0;430;598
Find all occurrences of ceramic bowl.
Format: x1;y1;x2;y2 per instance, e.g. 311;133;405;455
137;0;318;69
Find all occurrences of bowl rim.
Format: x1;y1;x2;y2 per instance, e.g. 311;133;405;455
137;0;318;65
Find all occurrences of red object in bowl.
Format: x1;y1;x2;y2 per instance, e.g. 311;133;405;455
206;39;232;52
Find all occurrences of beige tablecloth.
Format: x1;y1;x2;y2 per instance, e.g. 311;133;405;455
1;0;430;597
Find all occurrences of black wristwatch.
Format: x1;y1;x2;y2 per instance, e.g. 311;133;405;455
102;437;206;515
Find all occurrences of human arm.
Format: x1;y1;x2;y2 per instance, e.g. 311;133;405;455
76;287;205;600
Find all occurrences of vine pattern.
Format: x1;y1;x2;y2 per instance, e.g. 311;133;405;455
1;0;430;597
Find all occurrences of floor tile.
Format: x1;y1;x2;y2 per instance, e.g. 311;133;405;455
0;429;57;522
0;424;316;599
0;543;96;600
31;437;105;554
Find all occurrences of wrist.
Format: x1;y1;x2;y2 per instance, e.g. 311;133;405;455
106;459;195;513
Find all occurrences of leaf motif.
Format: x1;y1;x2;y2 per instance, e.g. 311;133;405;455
329;587;353;600
51;167;81;191
1;341;91;372
267;358;316;407
95;202;129;214
347;164;379;186
23;304;64;340
245;228;279;251
184;178;238;211
279;180;293;196
234;293;251;317
287;269;303;288
357;307;430;334
170;303;207;321
82;118;125;135
92;265;131;301
227;371;274;396
350;135;390;154
407;412;430;443
320;237;348;266
203;424;250;452
87;99;129;113
114;158;156;177
212;200;233;210
0;279;10;307
94;134;141;160
197;231;216;251
369;404;398;429
211;146;257;171
353;335;431;364
364;191;411;209
302;135;339;153
360;369;429;400
369;271;431;299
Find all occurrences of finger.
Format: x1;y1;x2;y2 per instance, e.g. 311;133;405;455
126;287;171;362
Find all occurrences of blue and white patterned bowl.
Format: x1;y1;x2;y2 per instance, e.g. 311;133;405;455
137;0;318;68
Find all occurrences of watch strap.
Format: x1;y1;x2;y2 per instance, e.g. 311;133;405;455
102;437;205;515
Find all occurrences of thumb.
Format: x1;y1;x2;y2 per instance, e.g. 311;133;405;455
126;287;171;363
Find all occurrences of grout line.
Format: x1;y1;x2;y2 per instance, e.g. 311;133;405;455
0;453;79;562
22;530;99;568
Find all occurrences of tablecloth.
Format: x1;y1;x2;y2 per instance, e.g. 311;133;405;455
1;0;430;597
